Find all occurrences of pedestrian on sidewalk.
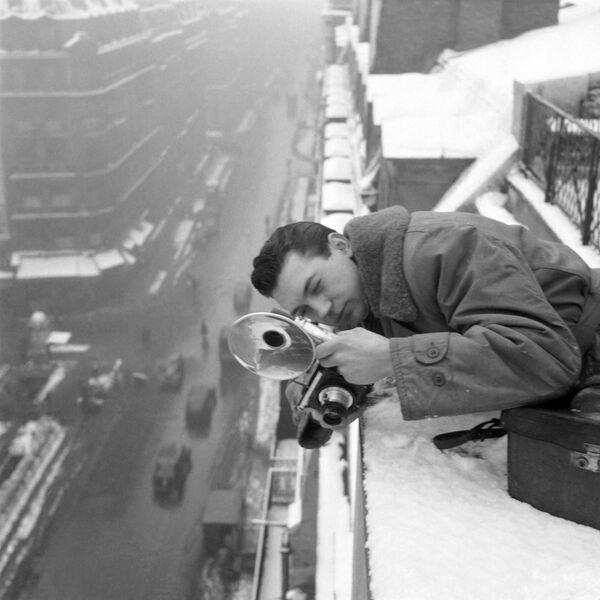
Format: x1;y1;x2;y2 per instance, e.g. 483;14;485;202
200;319;209;353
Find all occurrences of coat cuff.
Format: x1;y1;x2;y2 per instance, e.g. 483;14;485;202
390;332;451;420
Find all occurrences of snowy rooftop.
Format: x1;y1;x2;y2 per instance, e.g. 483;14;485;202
374;9;600;159
0;0;137;19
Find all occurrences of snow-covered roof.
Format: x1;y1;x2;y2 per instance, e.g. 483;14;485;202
323;137;351;157
366;73;442;103
325;103;349;121
372;89;463;125
94;249;135;271
323;122;350;139
321;182;355;212
382;114;498;159
322;157;352;182
375;13;600;161
13;252;100;279
0;0;137;19
361;8;600;598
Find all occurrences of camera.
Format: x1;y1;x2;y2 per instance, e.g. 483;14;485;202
227;312;371;430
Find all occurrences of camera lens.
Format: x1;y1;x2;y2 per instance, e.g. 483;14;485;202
321;402;346;426
263;330;285;348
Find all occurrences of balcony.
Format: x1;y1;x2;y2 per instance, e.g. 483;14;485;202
522;92;600;251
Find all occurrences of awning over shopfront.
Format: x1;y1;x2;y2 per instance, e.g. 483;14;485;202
323;157;352;182
325;103;349;121
205;153;234;193
324;137;351;158
324;122;350;139
324;64;349;87
321;182;356;213
324;86;349;105
93;249;136;271
13;252;101;280
122;220;154;252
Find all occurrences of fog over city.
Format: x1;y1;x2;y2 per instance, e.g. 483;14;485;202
2;0;600;599
0;0;323;597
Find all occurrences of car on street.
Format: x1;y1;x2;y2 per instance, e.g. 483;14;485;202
152;443;192;502
156;352;185;391
185;384;217;433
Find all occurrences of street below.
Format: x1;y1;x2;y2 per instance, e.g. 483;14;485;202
17;70;313;600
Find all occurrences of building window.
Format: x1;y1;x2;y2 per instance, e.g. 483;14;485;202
82;140;106;170
46;139;68;169
9;65;27;90
22;195;43;210
32;140;46;168
89;232;102;247
55;236;75;250
42;65;59;88
16;119;35;135
46;119;64;136
52;193;72;209
16;140;34;167
82;117;104;134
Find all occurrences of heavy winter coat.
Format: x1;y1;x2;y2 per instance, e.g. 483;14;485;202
344;206;600;420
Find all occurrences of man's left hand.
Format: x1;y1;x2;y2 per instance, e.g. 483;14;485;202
314;327;394;384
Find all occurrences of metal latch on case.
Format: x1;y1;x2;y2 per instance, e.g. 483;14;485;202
571;443;600;473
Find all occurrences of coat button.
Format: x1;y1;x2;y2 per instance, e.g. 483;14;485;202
432;372;446;386
426;347;440;359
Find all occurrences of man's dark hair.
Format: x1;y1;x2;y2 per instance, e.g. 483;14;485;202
251;221;336;297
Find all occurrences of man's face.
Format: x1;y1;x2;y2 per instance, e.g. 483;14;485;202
271;233;368;330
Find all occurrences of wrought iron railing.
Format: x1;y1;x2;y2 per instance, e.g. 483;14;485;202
522;92;600;250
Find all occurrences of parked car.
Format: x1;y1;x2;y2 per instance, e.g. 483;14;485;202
185;384;217;432
156;352;185;391
153;443;192;501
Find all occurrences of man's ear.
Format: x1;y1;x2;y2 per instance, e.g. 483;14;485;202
327;232;353;256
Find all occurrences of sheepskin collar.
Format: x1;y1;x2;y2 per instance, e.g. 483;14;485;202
344;206;418;323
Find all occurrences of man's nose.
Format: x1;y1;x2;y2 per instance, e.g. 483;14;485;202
310;296;332;321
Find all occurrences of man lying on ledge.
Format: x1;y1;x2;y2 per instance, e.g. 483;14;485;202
250;206;600;448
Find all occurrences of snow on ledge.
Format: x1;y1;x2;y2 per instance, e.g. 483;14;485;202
362;395;600;600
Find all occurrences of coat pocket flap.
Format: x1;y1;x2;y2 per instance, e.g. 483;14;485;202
413;333;449;364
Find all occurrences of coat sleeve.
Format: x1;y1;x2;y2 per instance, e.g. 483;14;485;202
392;225;582;420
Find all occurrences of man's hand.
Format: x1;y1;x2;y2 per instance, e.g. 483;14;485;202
314;327;394;384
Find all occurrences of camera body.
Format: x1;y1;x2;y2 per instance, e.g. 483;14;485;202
228;312;372;430
289;316;372;429
294;361;372;429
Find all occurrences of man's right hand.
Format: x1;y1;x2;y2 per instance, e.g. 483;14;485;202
315;327;394;384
